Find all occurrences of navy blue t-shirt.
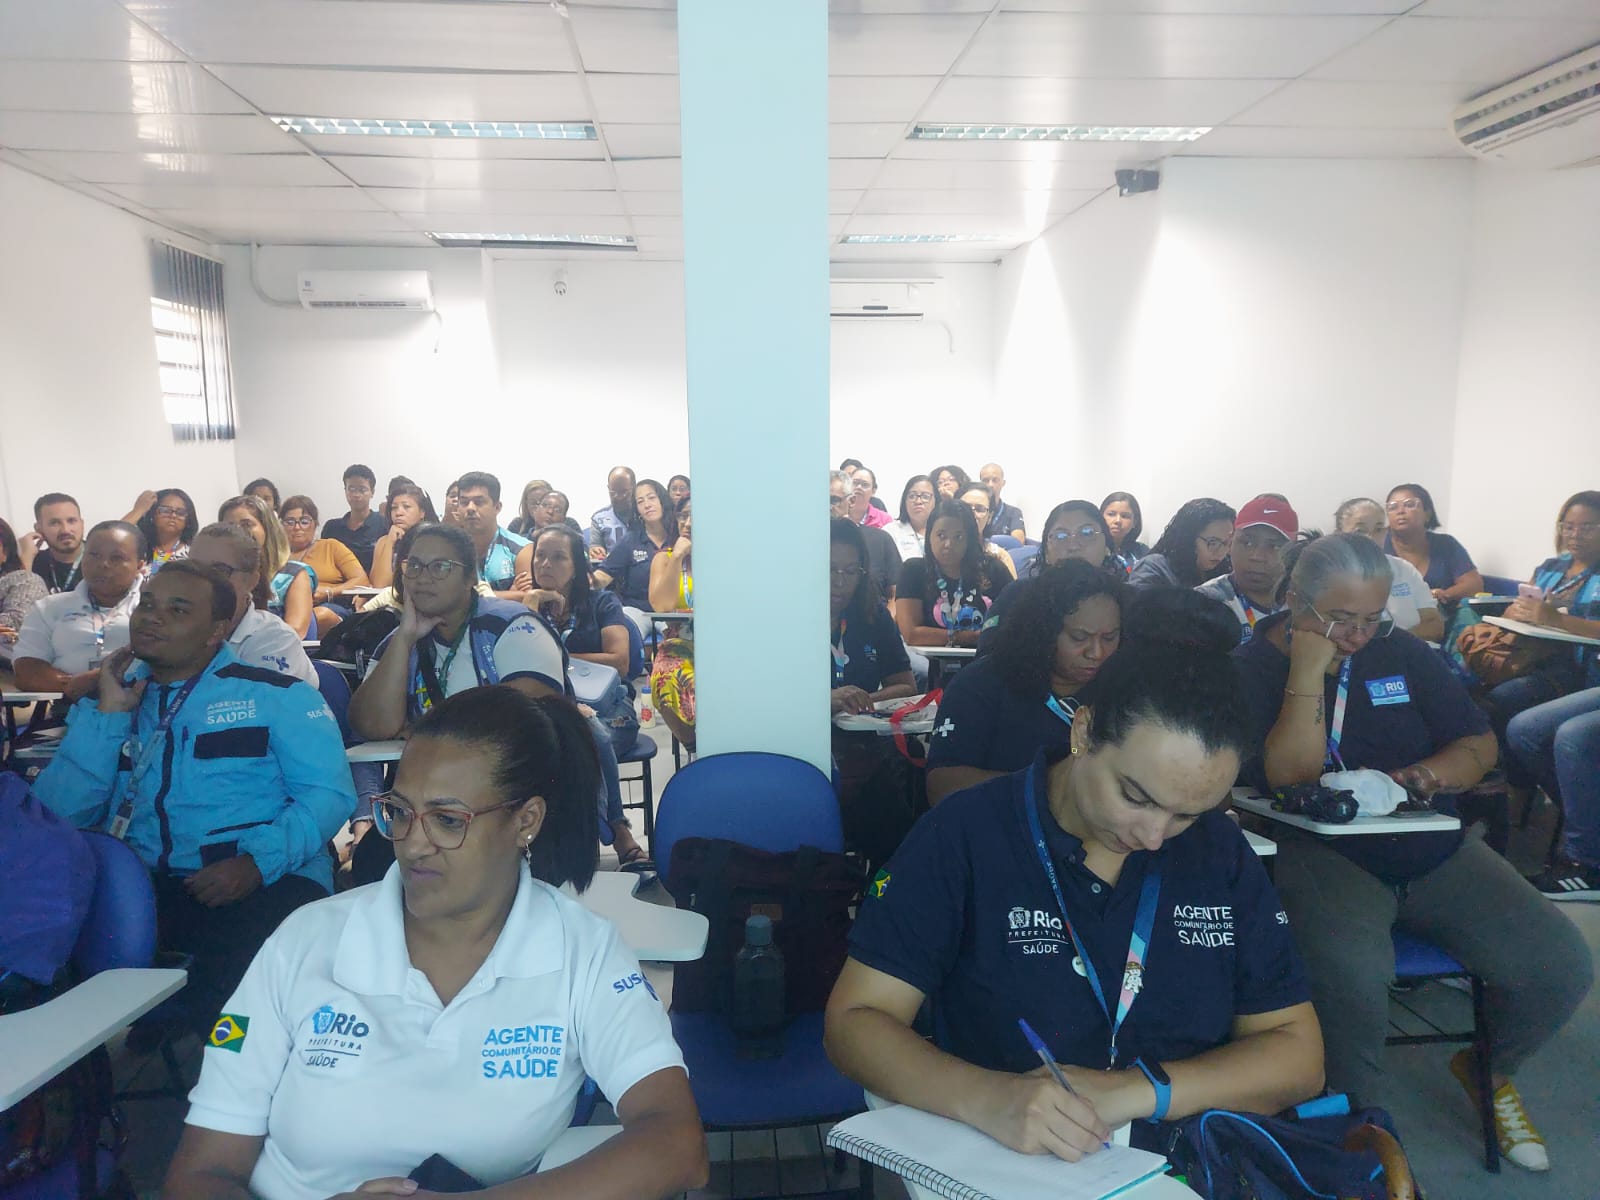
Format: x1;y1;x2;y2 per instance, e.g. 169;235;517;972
832;605;912;692
1383;531;1476;593
926;655;1079;778
849;757;1309;1074
1232;611;1489;881
600;529;666;611
553;588;628;658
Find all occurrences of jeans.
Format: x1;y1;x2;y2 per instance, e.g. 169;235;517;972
587;712;625;832
1507;686;1600;867
1484;662;1582;784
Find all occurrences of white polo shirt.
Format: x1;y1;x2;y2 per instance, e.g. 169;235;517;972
12;580;139;673
184;866;685;1200
230;607;319;688
1385;554;1439;633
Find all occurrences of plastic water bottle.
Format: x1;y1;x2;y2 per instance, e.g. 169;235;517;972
637;683;657;728
732;915;786;1060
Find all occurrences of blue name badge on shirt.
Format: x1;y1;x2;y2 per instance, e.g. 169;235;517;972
1366;675;1411;706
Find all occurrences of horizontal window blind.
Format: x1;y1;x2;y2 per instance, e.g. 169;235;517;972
150;242;235;441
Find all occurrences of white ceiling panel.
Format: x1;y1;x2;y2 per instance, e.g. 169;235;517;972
893;133;1198;162
829;242;1015;262
998;0;1414;11
0;61;252;113
1228;79;1491;127
0;0;182;61
325;154;617;190
845;213;1034;237
567;5;677;74
1177;125;1470;156
830;76;941;123
632;236;683;258
300;134;606;162
629;216;681;238
210;67;588;124
957;13;1390;79
0;111;298;154
586;73;679;124
830;158;885;188
394;212;635;236
125;0;575;71
18;149;349;185
831;0;994;11
103;181;382;210
619;190;680;216
830;189;866;213
874;155;1117;191
612;157;679;189
1410;0;1600;16
829;124;907;157
857;187;1101;216
921;75;1280;126
604;124;680;157
160;206;416;235
367;187;626;216
829;13;988;76
830;215;850;237
1309;16;1600;83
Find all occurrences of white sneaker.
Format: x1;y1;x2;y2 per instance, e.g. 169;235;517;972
1451;1050;1550;1171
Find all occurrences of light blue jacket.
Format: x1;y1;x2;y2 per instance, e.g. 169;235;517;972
33;645;356;891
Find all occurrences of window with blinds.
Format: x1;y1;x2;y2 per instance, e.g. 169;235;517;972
150;242;236;441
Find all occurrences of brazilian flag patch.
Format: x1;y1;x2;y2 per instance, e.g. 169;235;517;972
870;870;891;899
208;1013;250;1053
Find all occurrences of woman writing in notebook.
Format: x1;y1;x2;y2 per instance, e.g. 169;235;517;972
826;631;1324;1160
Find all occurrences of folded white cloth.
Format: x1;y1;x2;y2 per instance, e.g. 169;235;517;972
1320;768;1408;816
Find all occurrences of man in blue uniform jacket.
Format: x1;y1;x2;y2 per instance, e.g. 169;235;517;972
34;559;357;1034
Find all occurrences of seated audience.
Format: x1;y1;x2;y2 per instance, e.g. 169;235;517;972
956;484;1018;580
0;518;48;660
1383;482;1483;609
243;478;280;511
13;521;143;700
28;492;86;594
1510;687;1600;901
34;560;355;1032
278;494;372;633
321;464;388;575
895;500;1008;648
648;497;696;751
507;478;552;538
378;475;412;524
1126;497;1235;591
164;687;707;1200
1195;495;1298;644
848;466;893;529
978;463;1025;540
928;561;1123;804
979;500;1113;649
826;636;1322;1158
589;465;638;561
129;487;198;580
221;494;313;640
539;488;583;535
455;471;530;597
930;464;969;501
831;472;901;605
885;475;936;564
442;479;462;526
189;524;318;687
592;478;677;611
1232;532;1590;1170
1101;491;1149;575
668;474;691;507
1332;498;1444;642
369;483;438;590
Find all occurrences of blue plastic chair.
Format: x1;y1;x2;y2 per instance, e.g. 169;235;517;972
73;833;158;976
654;753;865;1177
312;660;356;746
1480;574;1521;598
1008;543;1039;576
987;534;1021;551
616;737;659;844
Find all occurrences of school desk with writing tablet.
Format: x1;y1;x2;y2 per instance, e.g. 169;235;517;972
346;739;406;763
1483;614;1600;647
1464;595;1515;614
1231;790;1460;837
566;872;708;963
833;694;936;735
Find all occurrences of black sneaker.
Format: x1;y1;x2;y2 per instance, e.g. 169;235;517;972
1531;861;1600;902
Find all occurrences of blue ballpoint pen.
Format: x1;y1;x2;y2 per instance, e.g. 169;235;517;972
1018;1018;1110;1149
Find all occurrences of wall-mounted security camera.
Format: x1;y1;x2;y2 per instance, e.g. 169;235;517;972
1115;169;1160;197
552;269;568;297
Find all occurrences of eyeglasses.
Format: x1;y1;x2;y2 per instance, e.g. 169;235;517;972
1306;602;1394;641
905;491;935;504
1048;525;1102;543
1559;522;1600;536
345;484;373;496
964;503;991;516
282;517;315;529
372;793;525;851
1385;499;1422;513
401;557;466;581
154;505;187;519
830;566;867;580
1197;536;1232;553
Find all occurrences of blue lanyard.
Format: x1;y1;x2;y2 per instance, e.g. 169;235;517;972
1045;694;1079;727
1023;768;1162;1068
831;618;848;686
109;672;204;840
1325;657;1352;770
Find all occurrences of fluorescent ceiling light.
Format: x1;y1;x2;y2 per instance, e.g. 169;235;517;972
909;124;1211;143
840;233;1014;245
271;116;596;139
427;232;636;250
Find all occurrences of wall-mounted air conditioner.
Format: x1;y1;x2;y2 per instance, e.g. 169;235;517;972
1452;42;1600;169
297;270;435;311
829;280;927;321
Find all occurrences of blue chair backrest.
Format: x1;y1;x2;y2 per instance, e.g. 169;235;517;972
1481;574;1521;597
654;752;843;888
622;614;645;680
313;659;356;747
988;534;1021;551
1009;544;1039;576
74;833;157;975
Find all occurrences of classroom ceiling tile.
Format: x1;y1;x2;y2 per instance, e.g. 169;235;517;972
619;190;680;216
892;133;1199;163
209;67;589;125
1176;125;1470;157
366;188;626;217
997;0;1414;11
830;158;884;188
1309;15;1600;83
830;76;941;123
845;212;1034;238
632;236;683;259
324;155;616;191
0;111;298;154
956;12;1390;79
857;187;1101;217
159;206;418;238
603;124;680;157
586;73;679;124
0;0;181;61
567;4;677;74
1228;80;1490;128
874;155;1116;191
124;0;575;71
629;215;681;238
829;12;988;76
829;124;907;157
1409;0;1600;17
831;0;994;12
299;134;607;162
102;181;384;210
612;157;679;189
921;76;1281;126
829;241;1014;263
18;149;350;185
394;211;635;236
0;61;252;113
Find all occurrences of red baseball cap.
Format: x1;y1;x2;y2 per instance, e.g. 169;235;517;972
1236;495;1298;540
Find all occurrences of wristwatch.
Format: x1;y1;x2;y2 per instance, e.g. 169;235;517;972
1133;1057;1171;1122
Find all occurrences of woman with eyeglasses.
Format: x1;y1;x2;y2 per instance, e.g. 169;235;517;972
978;501;1114;651
165;687;708;1200
127;486;199;581
1100;492;1148;574
886;475;937;563
221;494;314;640
956;484;1018;580
927;561;1124;805
1126;498;1235;592
277;494;371;633
1332;498;1444;643
506;478;553;538
895;500;1009;650
1232;532;1590;1172
590;478;678;611
1381;483;1483;608
930;464;970;502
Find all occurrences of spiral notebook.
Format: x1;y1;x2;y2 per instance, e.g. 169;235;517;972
826;1105;1169;1200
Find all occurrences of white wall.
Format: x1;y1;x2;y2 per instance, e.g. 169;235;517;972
0;161;238;531
1447;166;1600;578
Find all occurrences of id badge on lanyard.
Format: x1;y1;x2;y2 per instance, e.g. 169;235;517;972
831;618;848;687
108;674;201;841
1325;657;1352;771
